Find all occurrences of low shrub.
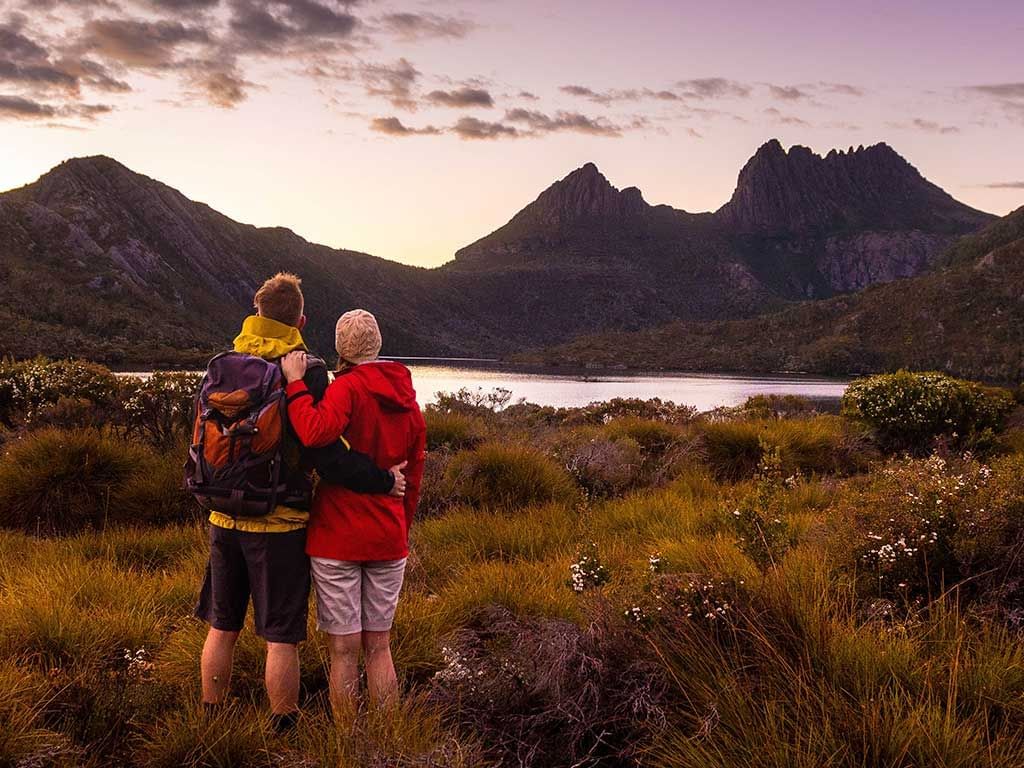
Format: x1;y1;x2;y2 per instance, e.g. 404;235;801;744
431;607;665;768
119;372;201;447
0;358;120;428
838;453;1024;608
564;436;644;498
444;443;579;510
841;371;1015;453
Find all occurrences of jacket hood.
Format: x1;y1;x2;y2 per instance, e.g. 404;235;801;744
341;361;418;412
233;315;308;360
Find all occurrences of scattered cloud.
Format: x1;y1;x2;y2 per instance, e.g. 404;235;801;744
517;91;539;100
426;87;493;108
963;82;1024;124
979;180;1024;189
768;84;809;101
965;83;1024;99
0;94;56;118
887;118;959;134
376;12;474;41
764;106;810;126
0;93;112;120
505;108;622;136
819;82;864;97
451;116;518;140
80;18;211;67
370;116;442;136
559;84;680;105
358;58;420;110
677;78;750;98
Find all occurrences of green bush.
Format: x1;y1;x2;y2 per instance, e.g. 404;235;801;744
0;429;194;535
444;443;579;510
564;436;645;498
841;371;1015;453
424;410;487;451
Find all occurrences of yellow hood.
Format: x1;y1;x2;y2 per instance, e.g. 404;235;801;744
232;315;308;359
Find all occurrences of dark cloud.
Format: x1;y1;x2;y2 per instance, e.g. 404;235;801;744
82;18;211;66
768;84;808;101
0;60;79;91
377;12;473;41
0;22;49;61
0;93;112;120
451;116;517;140
517;90;538;100
505;108;621;136
426;86;492;108
370;115;441;135
677;78;750;98
0;94;56;118
980;181;1024;189
148;0;222;9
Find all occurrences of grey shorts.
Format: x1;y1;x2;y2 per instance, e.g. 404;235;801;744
310;557;407;635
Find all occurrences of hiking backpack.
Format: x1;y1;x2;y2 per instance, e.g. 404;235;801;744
185;351;292;518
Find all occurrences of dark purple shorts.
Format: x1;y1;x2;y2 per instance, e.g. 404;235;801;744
195;525;310;644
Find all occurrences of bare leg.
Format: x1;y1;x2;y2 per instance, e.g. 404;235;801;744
327;632;363;716
201;628;239;704
265;641;301;715
362;630;398;707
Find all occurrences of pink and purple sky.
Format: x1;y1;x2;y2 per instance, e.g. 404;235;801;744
0;0;1022;266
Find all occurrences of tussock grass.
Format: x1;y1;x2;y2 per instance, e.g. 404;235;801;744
443;442;579;510
0;428;195;534
424;410;488;451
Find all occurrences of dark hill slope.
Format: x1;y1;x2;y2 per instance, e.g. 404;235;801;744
536;207;1024;381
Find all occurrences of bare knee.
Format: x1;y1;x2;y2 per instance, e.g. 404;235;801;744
266;641;298;658
205;628;240;650
361;630;391;658
329;632;363;662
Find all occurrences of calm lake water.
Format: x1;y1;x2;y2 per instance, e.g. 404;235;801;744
400;362;848;411
127;362;849;411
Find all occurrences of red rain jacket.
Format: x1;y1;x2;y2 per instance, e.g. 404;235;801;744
285;361;426;561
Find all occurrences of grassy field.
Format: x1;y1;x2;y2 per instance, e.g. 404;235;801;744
1;364;1023;767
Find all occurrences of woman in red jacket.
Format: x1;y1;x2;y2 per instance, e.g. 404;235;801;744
281;309;426;713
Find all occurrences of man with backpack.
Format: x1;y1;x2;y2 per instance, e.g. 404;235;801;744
190;273;404;732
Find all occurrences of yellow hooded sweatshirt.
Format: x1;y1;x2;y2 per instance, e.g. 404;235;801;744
208;315;312;534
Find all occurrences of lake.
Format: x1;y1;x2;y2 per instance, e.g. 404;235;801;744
400;361;849;411
125;361;850;411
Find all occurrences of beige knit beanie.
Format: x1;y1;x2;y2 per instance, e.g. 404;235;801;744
335;309;382;365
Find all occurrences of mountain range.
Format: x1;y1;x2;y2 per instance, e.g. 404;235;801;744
0;140;1012;377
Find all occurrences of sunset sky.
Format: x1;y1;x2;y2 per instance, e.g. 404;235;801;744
0;0;1022;267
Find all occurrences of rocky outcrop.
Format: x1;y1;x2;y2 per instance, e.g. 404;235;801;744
716;140;993;235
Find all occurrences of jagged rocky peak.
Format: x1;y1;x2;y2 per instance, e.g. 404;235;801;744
515;162;649;227
714;139;987;234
